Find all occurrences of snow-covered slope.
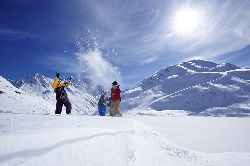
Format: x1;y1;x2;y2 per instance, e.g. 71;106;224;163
2;59;250;116
0;114;249;166
3;74;98;115
122;60;250;116
1;63;250;166
0;76;54;114
10;73;54;96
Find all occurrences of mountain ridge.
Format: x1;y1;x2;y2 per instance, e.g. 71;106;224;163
122;59;250;116
1;59;250;116
1;74;99;115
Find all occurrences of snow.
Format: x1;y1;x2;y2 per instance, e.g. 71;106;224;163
1;60;250;165
122;60;250;116
0;76;54;114
136;109;188;116
0;114;250;166
167;75;178;79
5;59;250;116
8;74;98;115
134;115;250;153
231;76;250;84
208;83;240;92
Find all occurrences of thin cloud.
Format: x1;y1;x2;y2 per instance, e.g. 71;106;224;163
37;53;82;74
141;55;160;65
78;0;250;65
81;0;166;63
0;28;40;41
162;0;250;60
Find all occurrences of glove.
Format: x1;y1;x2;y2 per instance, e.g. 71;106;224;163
56;73;60;78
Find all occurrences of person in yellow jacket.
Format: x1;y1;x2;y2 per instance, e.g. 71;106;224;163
52;73;72;114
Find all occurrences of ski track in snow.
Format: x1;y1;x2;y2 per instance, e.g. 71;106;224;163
148;72;228;109
1;61;250;165
121;60;250;113
0;114;250;166
0;131;131;163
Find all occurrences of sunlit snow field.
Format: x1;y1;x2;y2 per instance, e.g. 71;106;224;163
134;115;250;153
0;112;250;166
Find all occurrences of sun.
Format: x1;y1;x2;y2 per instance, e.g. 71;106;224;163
172;7;201;35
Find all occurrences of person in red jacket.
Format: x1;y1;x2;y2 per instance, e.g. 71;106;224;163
109;81;122;117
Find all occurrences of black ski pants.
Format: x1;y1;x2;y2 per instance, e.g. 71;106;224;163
55;98;72;114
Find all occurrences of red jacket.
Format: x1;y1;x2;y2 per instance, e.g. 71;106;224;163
111;87;121;101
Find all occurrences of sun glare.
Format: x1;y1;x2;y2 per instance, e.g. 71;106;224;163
172;7;201;35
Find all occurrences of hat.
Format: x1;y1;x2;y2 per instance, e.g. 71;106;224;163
112;81;118;85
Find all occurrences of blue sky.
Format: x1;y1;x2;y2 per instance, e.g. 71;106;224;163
0;0;250;89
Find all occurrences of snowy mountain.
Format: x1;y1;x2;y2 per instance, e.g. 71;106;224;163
122;60;250;116
1;62;250;166
3;74;99;115
0;76;54;114
2;59;250;116
10;73;103;96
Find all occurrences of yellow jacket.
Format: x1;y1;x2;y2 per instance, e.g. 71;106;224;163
52;77;71;90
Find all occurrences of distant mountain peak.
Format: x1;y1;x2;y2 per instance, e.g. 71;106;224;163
122;59;250;116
